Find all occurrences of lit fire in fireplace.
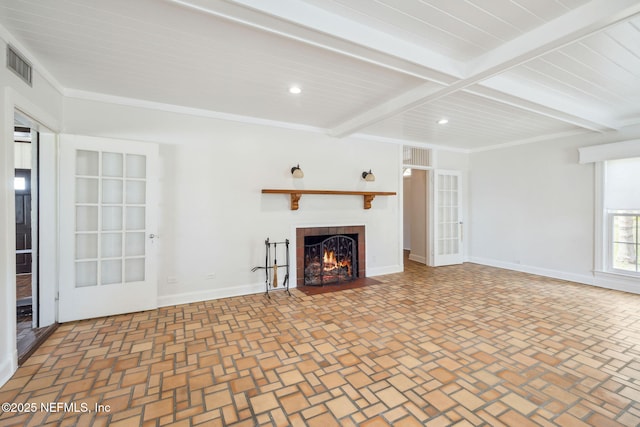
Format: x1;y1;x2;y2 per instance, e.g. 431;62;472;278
299;227;364;287
323;248;352;276
304;233;357;285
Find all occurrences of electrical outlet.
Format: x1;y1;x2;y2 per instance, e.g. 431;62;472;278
167;276;177;284
206;273;216;280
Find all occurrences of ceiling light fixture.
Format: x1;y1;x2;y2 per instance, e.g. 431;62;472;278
289;86;302;94
437;118;449;125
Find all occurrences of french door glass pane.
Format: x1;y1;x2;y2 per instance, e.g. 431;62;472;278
76;150;99;176
76;206;98;232
102;179;123;204
439;198;456;252
102;207;123;231
76;234;98;259
126;207;145;230
102;233;122;258
126;180;146;204
76;261;97;287
102;152;123;177
74;149;147;288
126;154;146;178
437;173;460;257
102;260;122;285
125;232;146;256
76;178;99;203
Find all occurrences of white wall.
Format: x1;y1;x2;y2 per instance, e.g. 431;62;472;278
62;97;403;305
0;74;14;392
0;38;63;387
468;127;640;284
437;150;469;171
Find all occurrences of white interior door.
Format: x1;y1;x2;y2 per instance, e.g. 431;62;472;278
433;170;463;266
59;135;158;322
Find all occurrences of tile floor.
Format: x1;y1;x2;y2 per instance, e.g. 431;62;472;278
1;259;640;426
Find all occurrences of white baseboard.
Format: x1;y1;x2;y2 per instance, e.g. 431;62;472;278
408;253;426;264
468;256;640;295
368;264;403;277
158;282;266;307
156;265;403;308
0;353;17;389
468;256;594;286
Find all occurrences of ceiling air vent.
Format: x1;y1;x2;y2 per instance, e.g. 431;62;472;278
6;45;32;86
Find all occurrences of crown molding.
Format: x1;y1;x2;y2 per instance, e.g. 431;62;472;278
64;89;328;134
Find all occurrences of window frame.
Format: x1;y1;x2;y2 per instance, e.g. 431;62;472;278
596;159;640;278
580;140;640;290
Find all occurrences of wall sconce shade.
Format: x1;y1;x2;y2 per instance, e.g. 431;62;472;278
291;164;304;178
361;169;376;182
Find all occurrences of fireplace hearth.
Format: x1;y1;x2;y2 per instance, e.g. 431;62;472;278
296;226;365;287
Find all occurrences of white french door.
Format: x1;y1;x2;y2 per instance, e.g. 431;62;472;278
59;135;158;322
433;170;463;266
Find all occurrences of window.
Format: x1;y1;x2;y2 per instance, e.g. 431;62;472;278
604;158;640;276
610;212;639;273
14;176;26;190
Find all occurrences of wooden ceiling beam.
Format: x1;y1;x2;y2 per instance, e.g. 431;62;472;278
169;0;463;84
172;0;640;137
329;0;640;137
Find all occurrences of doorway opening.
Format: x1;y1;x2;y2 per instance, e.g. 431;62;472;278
402;146;464;267
403;168;430;265
402;146;432;266
13;119;56;364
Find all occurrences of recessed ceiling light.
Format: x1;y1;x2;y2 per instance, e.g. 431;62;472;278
289;86;302;94
437;118;449;125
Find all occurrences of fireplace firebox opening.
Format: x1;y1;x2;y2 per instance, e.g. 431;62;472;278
304;234;357;285
296;226;365;287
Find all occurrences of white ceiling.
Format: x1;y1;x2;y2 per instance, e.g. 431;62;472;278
1;0;639;151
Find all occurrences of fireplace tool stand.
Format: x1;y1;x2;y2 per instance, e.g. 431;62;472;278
251;238;290;297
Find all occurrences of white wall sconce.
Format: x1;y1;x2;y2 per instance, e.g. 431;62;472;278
361;169;376;182
291;164;304;178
